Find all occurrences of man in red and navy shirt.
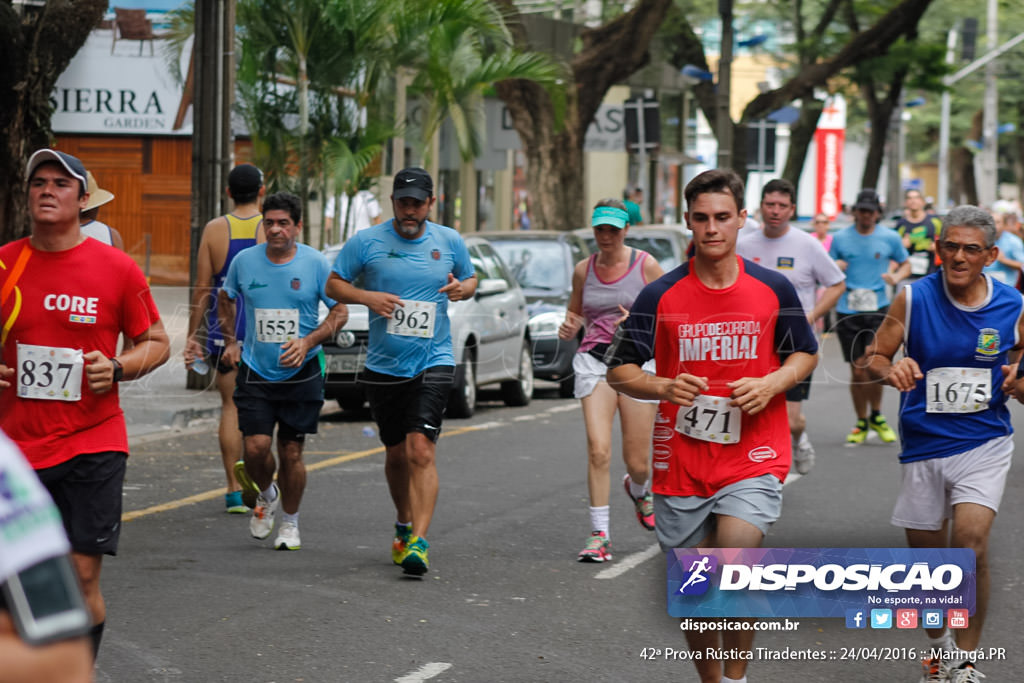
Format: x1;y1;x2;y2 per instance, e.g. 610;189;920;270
607;168;817;683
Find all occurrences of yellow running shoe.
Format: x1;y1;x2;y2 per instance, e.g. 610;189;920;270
233;460;260;509
870;414;897;443
846;420;868;444
392;523;412;565
400;536;430;576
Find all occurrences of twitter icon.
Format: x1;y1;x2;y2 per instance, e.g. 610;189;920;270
870;609;892;629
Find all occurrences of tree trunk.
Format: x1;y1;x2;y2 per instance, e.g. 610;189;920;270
859;77;903;191
1016;99;1024;205
951;109;983;206
0;1;107;243
782;99;825;188
495;79;584;231
494;0;672;232
861;101;891;189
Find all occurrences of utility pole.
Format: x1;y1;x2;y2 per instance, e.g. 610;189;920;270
716;0;733;169
979;0;998;207
937;30;1024;210
188;0;234;389
886;95;904;216
938;29;957;210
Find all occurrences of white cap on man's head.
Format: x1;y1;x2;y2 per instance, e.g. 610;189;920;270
27;149;88;191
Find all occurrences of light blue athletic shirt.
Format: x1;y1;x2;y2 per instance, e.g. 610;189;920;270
829;224;908;313
983;230;1024;285
898;272;1023;463
332;219;475;377
222;243;337;381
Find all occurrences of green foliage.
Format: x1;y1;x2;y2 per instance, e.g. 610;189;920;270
235;0;566;201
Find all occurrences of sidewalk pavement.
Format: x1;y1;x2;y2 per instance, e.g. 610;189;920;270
121;285;222;440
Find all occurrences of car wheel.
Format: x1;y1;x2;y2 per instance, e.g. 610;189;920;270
446;350;476;418
557;374;575;398
500;342;534;407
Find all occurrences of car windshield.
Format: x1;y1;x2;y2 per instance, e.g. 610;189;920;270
489;239;567;291
624;236;679;270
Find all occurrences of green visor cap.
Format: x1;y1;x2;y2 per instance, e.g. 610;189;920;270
591;206;629;229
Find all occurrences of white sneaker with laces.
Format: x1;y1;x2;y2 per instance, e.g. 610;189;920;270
793;432;816;474
274;521;301;551
249;485;279;540
919;657;951;682
949;664;985;682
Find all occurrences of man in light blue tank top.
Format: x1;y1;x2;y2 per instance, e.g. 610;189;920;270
865;205;1024;683
327;167;477;577
219;192;347;552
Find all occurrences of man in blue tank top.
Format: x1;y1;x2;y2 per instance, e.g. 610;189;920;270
865;205;1024;683
185;164;265;514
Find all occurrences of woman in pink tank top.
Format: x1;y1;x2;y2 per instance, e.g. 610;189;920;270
558;199;664;563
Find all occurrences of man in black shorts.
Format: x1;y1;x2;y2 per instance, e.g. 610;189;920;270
326;168;477;575
1;149;171;657
828;189;911;444
218;192;346;550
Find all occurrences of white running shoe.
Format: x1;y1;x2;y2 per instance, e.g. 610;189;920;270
249;485;279;540
919;658;951;682
274;521;301;551
949;663;985;682
793;432;816;474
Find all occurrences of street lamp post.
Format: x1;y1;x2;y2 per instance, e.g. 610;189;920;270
716;0;733;169
979;0;999;207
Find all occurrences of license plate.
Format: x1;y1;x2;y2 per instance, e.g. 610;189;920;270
326;355;364;374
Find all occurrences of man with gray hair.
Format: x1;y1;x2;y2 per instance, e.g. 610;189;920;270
864;205;1024;683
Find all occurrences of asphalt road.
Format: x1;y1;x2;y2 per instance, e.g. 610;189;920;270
94;338;1024;682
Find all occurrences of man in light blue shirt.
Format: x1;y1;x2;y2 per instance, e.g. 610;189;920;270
829;189;910;445
220;192;347;552
982;207;1024;286
327;167;477;576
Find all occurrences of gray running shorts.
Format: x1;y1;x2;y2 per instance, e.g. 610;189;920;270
653;474;783;550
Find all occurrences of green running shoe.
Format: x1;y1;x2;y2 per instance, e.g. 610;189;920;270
400;536;430;576
870;414;897;443
392;523;412;565
846;420;868;444
233;460;260;509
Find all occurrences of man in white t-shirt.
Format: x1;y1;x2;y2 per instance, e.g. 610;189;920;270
737;178;845;474
327;189;382;241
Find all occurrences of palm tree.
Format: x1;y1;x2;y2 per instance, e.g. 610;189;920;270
394;0;565;163
236;0;566;242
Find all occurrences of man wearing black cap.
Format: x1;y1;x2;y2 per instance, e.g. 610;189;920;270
185;163;265;514
0;149;170;657
326;167;477;576
828;188;911;445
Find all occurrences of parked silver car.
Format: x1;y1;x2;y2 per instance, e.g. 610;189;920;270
486;230;590;397
575;224;690;271
321;235;533;418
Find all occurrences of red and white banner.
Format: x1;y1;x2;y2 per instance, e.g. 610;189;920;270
814;95;846;220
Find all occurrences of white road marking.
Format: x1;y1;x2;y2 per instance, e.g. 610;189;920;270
395;662;453;682
594;474;800;580
595;543;662;579
548;403;581;413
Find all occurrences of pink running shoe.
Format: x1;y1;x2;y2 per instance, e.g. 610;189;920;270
623;474;655;530
577;531;612;563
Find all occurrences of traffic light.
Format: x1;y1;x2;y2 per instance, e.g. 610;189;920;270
961;18;978;62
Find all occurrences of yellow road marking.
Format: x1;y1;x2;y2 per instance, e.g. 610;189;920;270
122;424;484;522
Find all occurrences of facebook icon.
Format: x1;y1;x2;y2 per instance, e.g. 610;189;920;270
845;609;866;629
